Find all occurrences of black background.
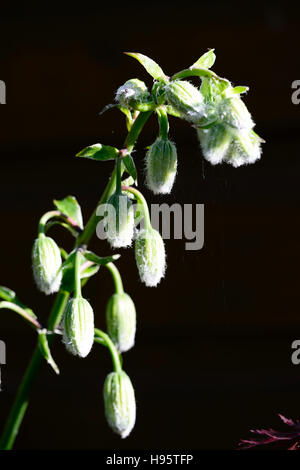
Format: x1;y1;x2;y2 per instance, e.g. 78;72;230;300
0;1;300;450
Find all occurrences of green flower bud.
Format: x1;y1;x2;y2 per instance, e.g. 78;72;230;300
197;124;232;165
145;138;177;195
197;124;262;167
135;228;166;287
218;97;254;130
104;193;135;248
32;235;62;295
115;79;150;109
106;293;136;353
103;371;136;439
63;297;94;358
164;79;205;123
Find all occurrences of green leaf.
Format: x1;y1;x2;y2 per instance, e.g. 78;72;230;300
165;105;182;118
38;330;60;375
191;49;216;69
125;52;167;81
122;176;135;187
122;154;137;182
84;251;120;266
61;251;101;293
230;86;249;95
76;144;119;161
53;196;83;230
0;286;37;320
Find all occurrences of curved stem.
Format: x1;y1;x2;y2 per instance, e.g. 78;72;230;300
38;210;61;236
121;186;152;230
0;291;69;450
106;262;124;294
74;250;82;298
94;328;122;373
0;302;41;330
156;106;169;140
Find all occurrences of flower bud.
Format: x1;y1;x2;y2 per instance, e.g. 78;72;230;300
63;297;94;358
218;97;254;130
135;228;166;287
164;80;205;123
145;138;177;195
104;193;135;248
115;79;150;109
197;124;262;167
32;235;62;295
103;371;136;439
106;293;136;352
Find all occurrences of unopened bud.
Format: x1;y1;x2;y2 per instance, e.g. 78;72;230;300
103;371;136;439
104;193;134;248
145;138;177;194
225;128;262;167
197;124;232;165
218;97;254;130
63;297;94;358
135;228;166;287
32;235;62;295
106;293;136;352
164;80;205;122
115;79;150;109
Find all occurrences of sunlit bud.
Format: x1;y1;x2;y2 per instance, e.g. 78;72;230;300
218;97;254;130
135;228;166;287
197;124;232;165
164;79;205;122
32;235;62;295
115;79;150;109
62;297;94;358
106;293;136;353
145;138;177;194
103;371;136;439
225;128;262;167
104;193;135;248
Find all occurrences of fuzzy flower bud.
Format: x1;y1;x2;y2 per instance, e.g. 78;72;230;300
164;79;205;123
104;193;135;248
115;79;150;109
63;297;94;358
32;235;62;295
135;228;166;287
197;124;262;167
218;96;254;130
103;371;136;439
145;138;177;195
106;293;136;353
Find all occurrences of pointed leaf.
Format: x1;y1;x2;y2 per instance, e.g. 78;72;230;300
122;154;137;182
61;250;101;293
125;52;167;81
38;329;60;374
0;286;37;320
84;251;120;266
76;144;119;161
53;196;83;230
191;49;216;69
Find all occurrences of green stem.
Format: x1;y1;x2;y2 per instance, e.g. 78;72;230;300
115;155;122;195
121;185;152;230
38;210;61;236
0;302;41;330
74;250;82;298
94;328;122;373
106;262;124;294
0;291;69;450
157;106;169;140
0;110;153;450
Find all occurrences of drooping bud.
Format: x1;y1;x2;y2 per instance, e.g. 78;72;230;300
32;234;62;295
115;79;150;109
106;293;136;352
135;228;166;287
218;96;254;130
197;124;232;165
103;370;136;439
164;79;205;122
104;193;135;248
62;297;94;358
145;137;177;195
197;124;262;167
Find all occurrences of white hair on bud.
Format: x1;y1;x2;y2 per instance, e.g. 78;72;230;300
135;228;166;287
104;194;135;248
225;128;262;167
32;236;62;295
62;297;94;358
145;138;178;195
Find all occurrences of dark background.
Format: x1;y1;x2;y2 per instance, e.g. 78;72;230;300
0;1;300;450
